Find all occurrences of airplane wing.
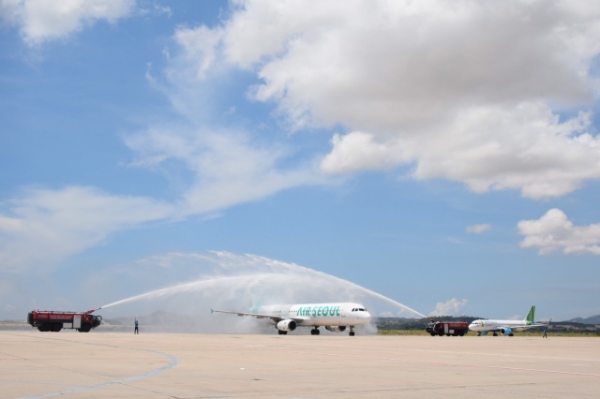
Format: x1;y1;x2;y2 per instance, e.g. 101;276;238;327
211;309;307;323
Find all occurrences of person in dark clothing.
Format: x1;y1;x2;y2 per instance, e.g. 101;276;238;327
134;318;139;335
543;328;547;338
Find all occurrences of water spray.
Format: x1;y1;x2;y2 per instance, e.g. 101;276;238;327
98;252;426;318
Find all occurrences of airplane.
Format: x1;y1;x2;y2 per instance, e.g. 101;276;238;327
212;302;372;336
468;306;550;336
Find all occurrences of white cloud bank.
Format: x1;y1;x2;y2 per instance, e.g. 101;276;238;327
0;0;136;45
0;186;174;272
518;209;600;255
176;0;600;199
466;224;491;234
429;298;468;317
0;127;321;273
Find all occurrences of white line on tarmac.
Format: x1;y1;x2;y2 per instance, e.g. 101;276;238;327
18;349;179;399
7;334;181;399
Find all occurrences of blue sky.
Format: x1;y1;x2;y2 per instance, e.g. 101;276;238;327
1;0;600;322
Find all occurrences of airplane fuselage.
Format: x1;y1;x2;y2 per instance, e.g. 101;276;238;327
259;302;371;327
468;319;529;333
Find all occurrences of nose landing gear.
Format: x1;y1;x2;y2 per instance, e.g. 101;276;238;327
349;326;355;336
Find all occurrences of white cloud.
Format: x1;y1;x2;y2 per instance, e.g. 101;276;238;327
175;0;600;199
124;127;321;216
0;126;321;273
518;209;600;255
0;0;136;45
0;186;175;272
429;298;468;316
466;223;492;234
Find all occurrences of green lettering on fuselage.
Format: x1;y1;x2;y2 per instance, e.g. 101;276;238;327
296;305;343;317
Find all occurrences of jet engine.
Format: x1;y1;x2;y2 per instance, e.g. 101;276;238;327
276;319;297;332
325;326;347;333
501;328;514;336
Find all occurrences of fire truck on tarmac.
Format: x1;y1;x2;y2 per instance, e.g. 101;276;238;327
425;319;469;336
27;309;102;333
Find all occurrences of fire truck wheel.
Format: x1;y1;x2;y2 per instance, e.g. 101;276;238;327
51;324;62;332
430;333;435;336
78;324;91;333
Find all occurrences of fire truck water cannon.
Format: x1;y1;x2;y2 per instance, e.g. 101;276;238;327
27;310;103;333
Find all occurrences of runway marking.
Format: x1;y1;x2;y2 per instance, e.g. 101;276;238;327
18;349;179;399
2;333;181;399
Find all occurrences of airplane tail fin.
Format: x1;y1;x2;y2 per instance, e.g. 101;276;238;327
525;306;536;324
249;288;263;314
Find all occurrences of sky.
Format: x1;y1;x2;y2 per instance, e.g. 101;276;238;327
1;0;600;322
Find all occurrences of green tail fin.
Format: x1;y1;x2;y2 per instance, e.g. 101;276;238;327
526;306;535;324
250;288;262;314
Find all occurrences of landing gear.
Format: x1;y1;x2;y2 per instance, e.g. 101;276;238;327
310;328;320;335
492;332;498;336
349;326;355;336
277;330;287;335
477;332;481;336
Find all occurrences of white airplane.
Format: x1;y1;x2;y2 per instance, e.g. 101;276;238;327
469;306;550;336
212;302;372;336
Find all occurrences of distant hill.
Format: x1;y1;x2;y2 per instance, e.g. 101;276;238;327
568;314;600;325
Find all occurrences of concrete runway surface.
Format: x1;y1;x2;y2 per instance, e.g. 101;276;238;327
1;331;599;398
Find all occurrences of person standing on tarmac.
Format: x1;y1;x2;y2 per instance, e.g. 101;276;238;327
134;318;139;335
543;328;548;338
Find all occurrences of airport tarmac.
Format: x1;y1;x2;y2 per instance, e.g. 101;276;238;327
1;331;598;398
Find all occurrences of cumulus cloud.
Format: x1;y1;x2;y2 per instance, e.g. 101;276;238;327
518;209;600;255
174;0;600;199
429;298;468;316
466;223;492;234
0;0;136;45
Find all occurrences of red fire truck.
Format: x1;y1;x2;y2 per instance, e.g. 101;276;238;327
425;320;469;336
27;310;102;333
